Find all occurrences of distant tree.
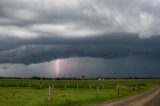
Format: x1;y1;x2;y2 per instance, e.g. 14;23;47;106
81;75;85;79
31;76;41;79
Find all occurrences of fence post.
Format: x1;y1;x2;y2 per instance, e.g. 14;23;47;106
4;82;6;87
48;86;51;101
17;83;18;89
52;84;54;89
138;84;140;89
117;85;119;95
77;84;79;89
90;84;92;89
131;85;134;90
96;86;99;99
39;82;42;89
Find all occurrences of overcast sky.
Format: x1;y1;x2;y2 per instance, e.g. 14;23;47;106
0;0;160;39
0;0;160;77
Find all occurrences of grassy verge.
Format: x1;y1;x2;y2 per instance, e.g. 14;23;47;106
0;79;159;106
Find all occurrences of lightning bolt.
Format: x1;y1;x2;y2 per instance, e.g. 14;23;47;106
56;59;60;78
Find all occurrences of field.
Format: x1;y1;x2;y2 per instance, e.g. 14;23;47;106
0;79;160;106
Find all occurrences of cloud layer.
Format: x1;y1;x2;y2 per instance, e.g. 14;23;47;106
0;0;160;65
0;35;160;64
0;0;160;39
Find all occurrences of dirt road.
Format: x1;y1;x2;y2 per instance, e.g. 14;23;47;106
93;87;160;106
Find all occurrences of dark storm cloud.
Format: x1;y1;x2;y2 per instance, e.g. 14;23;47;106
0;34;160;64
0;0;160;64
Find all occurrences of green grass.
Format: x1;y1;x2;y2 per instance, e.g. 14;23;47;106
0;79;159;106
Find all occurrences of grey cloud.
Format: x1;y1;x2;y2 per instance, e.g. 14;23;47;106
0;0;160;38
1;0;160;77
1;57;160;78
0;35;160;64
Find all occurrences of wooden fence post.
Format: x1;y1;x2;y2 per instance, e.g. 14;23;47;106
131;85;134;90
96;86;100;98
4;83;6;87
90;84;92;89
48;86;51;101
77;84;79;89
52;84;54;89
17;83;18;88
39;82;42;89
117;85;119;95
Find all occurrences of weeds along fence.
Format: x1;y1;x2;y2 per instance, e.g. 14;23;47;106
0;79;152;102
0;79;149;89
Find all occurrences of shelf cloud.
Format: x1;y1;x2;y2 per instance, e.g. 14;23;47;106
0;35;160;64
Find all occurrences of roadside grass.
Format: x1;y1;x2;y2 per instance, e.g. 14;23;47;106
0;79;159;106
0;88;133;106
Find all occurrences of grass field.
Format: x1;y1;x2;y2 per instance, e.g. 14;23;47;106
0;79;160;106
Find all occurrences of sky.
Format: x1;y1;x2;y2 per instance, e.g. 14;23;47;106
0;0;160;78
